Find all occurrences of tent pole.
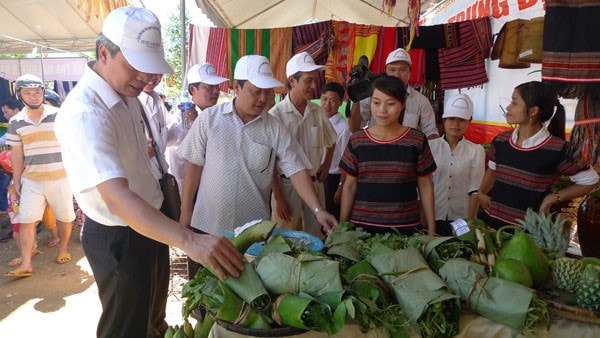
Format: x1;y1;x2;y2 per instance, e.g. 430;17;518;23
39;45;45;82
180;0;187;77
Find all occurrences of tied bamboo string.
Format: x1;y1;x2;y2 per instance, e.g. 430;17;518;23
465;274;493;312
234;303;251;325
272;294;289;325
389;266;429;284
290;257;302;294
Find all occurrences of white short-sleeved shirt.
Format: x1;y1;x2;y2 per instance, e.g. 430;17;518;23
269;95;337;176
56;62;163;226
359;87;438;137
327;113;350;174
177;101;310;234
429;136;485;221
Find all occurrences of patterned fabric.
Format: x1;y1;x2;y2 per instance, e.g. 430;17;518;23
542;0;600;99
348;24;381;70
188;25;210;66
325;21;352;86
339;127;436;228
205;27;228;92
398;23;460;49
485;130;587;224
269;27;293;93
438;18;491;90
292;21;332;95
228;28;271;79
6;106;66;181
371;27;397;74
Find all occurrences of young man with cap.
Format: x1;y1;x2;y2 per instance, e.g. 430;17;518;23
55;7;244;338
178;55;337;276
269;52;337;237
171;62;228;194
4;74;74;278
320;82;350;220
429;93;485;235
349;48;439;140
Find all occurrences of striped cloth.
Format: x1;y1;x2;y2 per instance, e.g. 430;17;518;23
371;27;397;74
438;17;491;89
205;27;229;92
292;20;332;95
269;27;292;92
5;105;66;181
542;0;600;99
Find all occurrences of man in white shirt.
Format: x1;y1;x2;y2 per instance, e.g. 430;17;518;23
270;52;337;237
178;55;337;273
320;82;350;220
168;63;228;191
55;7;243;337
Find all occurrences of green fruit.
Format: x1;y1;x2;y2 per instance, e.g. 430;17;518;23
492;258;534;287
552;257;583;292
576;265;600;311
497;227;550;288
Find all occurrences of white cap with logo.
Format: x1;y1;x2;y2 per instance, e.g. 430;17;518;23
286;52;326;78
442;94;474;120
186;63;228;85
385;48;412;66
234;55;284;89
102;6;173;74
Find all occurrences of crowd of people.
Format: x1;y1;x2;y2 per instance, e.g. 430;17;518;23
0;5;598;338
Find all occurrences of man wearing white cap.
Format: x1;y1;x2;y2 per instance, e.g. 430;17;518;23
429;93;484;235
178;55;337;274
349;48;439;140
269;52;337;237
168;63;228;192
55;7;244;338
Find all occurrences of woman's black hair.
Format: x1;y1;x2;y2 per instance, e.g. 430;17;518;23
515;81;566;139
370;75;407;103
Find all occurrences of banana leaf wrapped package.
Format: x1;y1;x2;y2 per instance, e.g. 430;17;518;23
272;293;337;334
256;252;344;297
439;258;550;335
181;268;271;329
407;235;475;273
368;247;461;338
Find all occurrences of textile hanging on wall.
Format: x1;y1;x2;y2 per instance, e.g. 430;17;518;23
189;25;211;67
325;21;352;86
568;96;600;167
438;17;491;90
269;27;293;93
292;21;332;95
542;0;600;99
227;28;271;78
347;24;381;71
371;27;397;74
205;27;229;92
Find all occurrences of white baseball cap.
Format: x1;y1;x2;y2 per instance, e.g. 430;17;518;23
102;6;174;74
385;48;412;66
186;63;228;85
234;55;284;89
443;94;474;120
286;52;326;78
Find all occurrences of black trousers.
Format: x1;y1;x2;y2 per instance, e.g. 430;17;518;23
323;173;341;220
82;217;169;338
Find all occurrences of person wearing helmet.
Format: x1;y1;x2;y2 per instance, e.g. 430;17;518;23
4;74;74;277
43;89;62;108
429;94;485;235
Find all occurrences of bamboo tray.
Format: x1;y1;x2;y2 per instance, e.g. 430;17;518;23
538;280;600;325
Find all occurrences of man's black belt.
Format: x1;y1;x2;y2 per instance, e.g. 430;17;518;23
280;174;317;181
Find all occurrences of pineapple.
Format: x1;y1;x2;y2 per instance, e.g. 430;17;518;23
576;265;600;311
552;257;583;292
517;208;570;260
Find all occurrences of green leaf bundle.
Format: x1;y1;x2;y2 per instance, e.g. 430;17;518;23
439;258;549;335
256;252;343;297
368;247;460;338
